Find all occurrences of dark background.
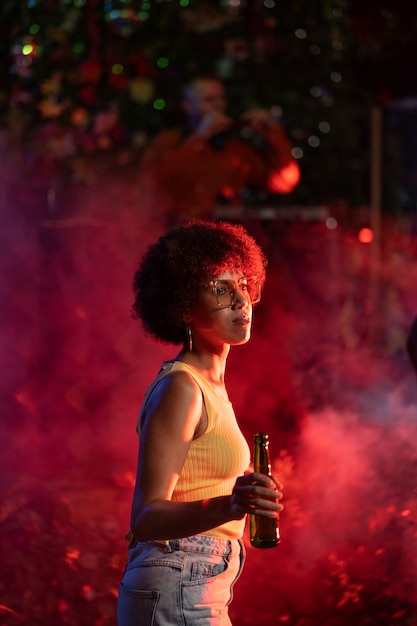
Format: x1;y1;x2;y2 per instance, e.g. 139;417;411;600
1;0;417;214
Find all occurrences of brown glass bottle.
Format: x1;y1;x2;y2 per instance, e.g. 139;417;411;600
250;432;280;548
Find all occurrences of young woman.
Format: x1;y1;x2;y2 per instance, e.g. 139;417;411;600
117;220;282;626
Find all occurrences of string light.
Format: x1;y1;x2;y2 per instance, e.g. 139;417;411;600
104;1;154;34
156;57;169;68
153;98;166;110
22;43;35;56
73;42;84;54
308;135;320;148
310;86;322;97
358;228;374;243
326;216;338;230
295;28;307;39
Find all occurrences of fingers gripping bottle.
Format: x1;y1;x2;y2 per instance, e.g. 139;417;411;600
250;432;280;548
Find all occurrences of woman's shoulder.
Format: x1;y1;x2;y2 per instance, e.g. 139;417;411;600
146;361;203;407
139;362;204;432
158;363;201;393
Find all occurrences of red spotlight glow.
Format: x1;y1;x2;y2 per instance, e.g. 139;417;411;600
268;161;301;193
358;227;374;243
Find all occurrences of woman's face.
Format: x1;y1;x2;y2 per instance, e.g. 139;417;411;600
187;270;255;351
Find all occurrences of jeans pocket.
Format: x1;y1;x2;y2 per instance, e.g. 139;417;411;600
181;554;236;621
117;583;160;626
190;557;227;581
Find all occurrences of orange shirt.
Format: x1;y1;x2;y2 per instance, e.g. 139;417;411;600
138;361;251;539
140;125;300;221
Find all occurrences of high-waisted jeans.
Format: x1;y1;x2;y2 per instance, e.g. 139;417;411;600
117;535;246;626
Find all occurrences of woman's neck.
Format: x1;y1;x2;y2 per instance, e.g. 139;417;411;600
177;346;229;385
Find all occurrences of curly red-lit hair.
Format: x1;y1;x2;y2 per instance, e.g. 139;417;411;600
133;221;267;345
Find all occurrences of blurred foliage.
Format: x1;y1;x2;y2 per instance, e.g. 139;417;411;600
0;0;414;209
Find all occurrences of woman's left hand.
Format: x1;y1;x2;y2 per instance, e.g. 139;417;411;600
229;472;283;519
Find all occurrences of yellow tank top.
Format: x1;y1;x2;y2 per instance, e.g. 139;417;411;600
139;361;251;539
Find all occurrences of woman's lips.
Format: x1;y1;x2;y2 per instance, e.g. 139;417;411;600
233;315;251;326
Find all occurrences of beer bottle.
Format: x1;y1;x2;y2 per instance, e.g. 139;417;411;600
250;432;280;548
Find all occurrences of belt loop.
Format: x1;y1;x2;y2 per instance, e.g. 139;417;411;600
165;539;180;552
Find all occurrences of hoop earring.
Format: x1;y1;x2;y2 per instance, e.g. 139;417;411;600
186;323;193;352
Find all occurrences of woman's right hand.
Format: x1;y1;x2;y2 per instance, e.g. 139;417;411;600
229;472;283;520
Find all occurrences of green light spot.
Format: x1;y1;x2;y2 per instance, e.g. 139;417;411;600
157;57;169;69
73;42;85;54
179;0;189;6
112;64;124;75
29;24;40;34
153;98;166;111
22;44;34;55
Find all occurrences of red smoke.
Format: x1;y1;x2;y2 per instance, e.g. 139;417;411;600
1;153;416;624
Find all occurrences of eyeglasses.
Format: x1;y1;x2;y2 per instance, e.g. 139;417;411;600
199;276;261;309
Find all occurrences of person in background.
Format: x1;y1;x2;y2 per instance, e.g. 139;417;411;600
140;75;300;224
406;315;417;373
117;220;283;626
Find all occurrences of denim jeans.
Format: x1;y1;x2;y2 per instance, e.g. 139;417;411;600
117;535;246;626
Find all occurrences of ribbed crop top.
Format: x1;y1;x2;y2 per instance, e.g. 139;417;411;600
138;360;251;539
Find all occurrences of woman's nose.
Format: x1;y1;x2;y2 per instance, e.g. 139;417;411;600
232;288;250;309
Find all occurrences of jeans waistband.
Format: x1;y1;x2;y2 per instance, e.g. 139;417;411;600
166;535;235;556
